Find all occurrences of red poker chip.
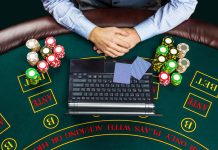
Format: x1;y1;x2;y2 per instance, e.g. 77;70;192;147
45;37;56;48
37;60;49;73
159;72;170;86
46;54;61;68
53;45;65;59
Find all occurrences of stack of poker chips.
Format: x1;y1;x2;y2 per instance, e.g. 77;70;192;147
171;73;182;86
26;39;41;52
177;58;190;73
167;48;178;60
25;68;40;85
27;52;39;66
152;36;191;86
40;47;52;59
25;37;65;85
177;43;189;59
159;72;171;86
162;60;178;74
37;60;49;73
152;45;168;72
46;54;61;68
162;36;174;47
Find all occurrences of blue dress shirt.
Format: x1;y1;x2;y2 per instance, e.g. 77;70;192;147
42;0;198;41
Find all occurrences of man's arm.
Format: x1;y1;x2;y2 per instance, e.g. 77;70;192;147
42;0;96;39
134;0;198;41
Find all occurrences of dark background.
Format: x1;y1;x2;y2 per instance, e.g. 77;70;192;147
0;0;217;30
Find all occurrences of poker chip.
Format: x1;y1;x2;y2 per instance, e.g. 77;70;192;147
46;54;61;68
170;48;178;55
177;58;190;73
162;36;174;47
159;72;170;86
40;47;52;59
45;37;56;48
167;48;178;60
171;73;182;86
53;45;65;59
27;52;39;66
37;60;49;73
158;56;166;63
25;68;40;85
26;39;41;52
156;45;168;56
177;43;189;58
162;60;178;74
152;55;166;72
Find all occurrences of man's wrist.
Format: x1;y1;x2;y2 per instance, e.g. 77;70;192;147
132;28;141;43
88;27;101;43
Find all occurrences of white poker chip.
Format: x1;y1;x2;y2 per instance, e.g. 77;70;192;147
158;56;165;62
170;49;177;55
165;38;172;44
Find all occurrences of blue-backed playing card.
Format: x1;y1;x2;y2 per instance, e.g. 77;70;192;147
113;63;132;84
131;57;151;80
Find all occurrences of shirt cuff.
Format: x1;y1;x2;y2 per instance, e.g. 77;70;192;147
134;19;160;41
76;16;97;39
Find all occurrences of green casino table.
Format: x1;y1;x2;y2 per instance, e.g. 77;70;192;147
0;9;218;150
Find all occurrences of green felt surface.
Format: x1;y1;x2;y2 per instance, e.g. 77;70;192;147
0;34;217;149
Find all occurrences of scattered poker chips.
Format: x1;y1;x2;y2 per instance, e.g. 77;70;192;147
37;60;49;73
25;68;40;85
171;73;182;86
27;52;39;66
159;72;170;86
24;37;65;85
153;36;191;86
26;39;41;52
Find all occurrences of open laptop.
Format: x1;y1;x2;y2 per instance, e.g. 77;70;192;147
67;59;156;115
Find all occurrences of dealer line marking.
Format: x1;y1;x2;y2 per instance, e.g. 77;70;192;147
183;93;212;118
80;56;106;60
190;70;218;98
23;120;208;150
28;89;58;113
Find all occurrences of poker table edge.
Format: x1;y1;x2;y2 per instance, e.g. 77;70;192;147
0;8;218;54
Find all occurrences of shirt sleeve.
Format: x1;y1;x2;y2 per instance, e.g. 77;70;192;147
42;0;97;39
134;0;198;41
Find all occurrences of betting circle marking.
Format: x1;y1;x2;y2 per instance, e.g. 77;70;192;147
1;138;17;150
180;118;197;133
43;114;59;129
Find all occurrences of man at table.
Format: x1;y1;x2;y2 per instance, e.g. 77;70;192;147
42;0;197;58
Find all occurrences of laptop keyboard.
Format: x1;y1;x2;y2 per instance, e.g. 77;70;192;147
69;73;153;103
